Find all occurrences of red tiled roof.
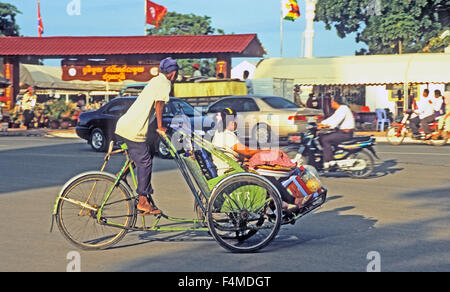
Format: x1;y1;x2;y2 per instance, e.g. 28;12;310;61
0;34;266;57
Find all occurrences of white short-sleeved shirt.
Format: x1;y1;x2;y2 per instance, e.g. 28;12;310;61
212;130;240;176
431;96;444;115
416;97;434;119
115;74;171;142
322;105;355;130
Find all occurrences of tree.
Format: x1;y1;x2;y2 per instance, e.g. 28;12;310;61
315;0;450;54
0;2;21;37
147;12;226;77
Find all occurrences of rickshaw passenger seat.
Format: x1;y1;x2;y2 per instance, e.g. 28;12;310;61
194;149;218;180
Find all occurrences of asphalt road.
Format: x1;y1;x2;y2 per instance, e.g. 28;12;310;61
0;137;449;272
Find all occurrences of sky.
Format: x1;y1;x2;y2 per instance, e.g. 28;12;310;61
7;0;367;65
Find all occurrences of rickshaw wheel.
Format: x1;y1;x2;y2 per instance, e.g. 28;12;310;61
56;172;136;250
207;173;282;253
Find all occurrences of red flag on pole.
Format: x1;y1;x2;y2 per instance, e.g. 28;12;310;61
146;1;167;28
38;0;44;37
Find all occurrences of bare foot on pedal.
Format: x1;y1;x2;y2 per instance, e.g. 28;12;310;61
137;196;161;216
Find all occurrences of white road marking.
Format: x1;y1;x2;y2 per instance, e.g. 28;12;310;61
379;152;450;156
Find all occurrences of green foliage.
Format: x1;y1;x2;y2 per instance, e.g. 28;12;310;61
147;12;226;77
147;12;217;36
0;2;21;36
45;99;75;121
425;33;450;52
315;0;450;54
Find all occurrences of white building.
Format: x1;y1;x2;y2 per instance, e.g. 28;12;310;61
231;60;258;80
253;53;450;117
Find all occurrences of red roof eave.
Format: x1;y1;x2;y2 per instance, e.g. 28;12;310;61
0;34;266;57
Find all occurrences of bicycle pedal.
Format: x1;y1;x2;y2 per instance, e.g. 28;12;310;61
137;209;162;217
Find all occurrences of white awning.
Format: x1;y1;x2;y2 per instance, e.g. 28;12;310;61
253;53;450;86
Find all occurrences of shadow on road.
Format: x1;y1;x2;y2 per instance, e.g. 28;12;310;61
321;159;403;179
110;187;450;272
0;142;177;195
371;159;404;178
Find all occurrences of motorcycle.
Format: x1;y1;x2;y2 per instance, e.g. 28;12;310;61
386;110;448;147
284;122;378;179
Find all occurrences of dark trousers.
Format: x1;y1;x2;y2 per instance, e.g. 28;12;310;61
23;110;34;129
118;136;157;198
320;130;353;163
410;115;435;135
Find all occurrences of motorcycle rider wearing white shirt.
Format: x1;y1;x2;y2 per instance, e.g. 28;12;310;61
317;96;355;169
410;89;435;139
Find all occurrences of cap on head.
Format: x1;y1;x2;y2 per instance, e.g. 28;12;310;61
193;63;200;69
159;58;179;74
222;107;236;116
217;107;237;131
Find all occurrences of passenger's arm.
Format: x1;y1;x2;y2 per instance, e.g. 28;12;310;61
233;143;260;158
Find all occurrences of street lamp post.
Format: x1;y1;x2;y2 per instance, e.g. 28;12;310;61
304;0;317;58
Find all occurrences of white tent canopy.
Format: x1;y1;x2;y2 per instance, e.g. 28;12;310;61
253;53;450;86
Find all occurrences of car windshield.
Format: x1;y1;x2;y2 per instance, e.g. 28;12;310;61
120;85;146;97
261;96;299;109
171;100;199;117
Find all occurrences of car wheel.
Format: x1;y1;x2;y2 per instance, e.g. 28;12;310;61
157;140;172;159
90;128;108;152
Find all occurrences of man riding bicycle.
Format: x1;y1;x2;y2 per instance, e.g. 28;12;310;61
115;57;179;215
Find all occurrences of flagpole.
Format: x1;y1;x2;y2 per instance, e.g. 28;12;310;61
38;0;41;37
145;0;147;35
280;0;283;58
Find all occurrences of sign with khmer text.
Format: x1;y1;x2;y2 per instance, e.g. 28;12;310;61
62;64;159;82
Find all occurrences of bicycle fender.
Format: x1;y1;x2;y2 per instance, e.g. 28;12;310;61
51;171;127;216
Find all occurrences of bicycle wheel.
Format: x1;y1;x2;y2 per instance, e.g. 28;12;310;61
207;174;282;253
56;172;136;250
386;126;406;146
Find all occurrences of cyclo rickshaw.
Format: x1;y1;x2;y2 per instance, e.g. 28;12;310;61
51;125;328;253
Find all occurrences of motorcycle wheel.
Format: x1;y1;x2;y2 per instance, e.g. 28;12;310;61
346;150;374;179
386;126;406;146
428;136;448;147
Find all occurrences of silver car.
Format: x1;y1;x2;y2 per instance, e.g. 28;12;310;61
206;95;324;144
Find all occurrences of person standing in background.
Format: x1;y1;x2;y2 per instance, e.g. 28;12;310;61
22;87;37;129
293;85;305;107
243;70;254;95
192;63;202;78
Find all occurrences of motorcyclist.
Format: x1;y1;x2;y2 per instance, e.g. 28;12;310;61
410;89;435;140
317;96;355;169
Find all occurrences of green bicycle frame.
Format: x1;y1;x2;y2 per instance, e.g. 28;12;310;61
52;129;247;233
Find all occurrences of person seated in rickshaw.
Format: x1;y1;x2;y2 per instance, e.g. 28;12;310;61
211;108;262;176
211;108;298;210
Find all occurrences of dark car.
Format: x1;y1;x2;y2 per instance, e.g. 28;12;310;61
76;97;214;157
